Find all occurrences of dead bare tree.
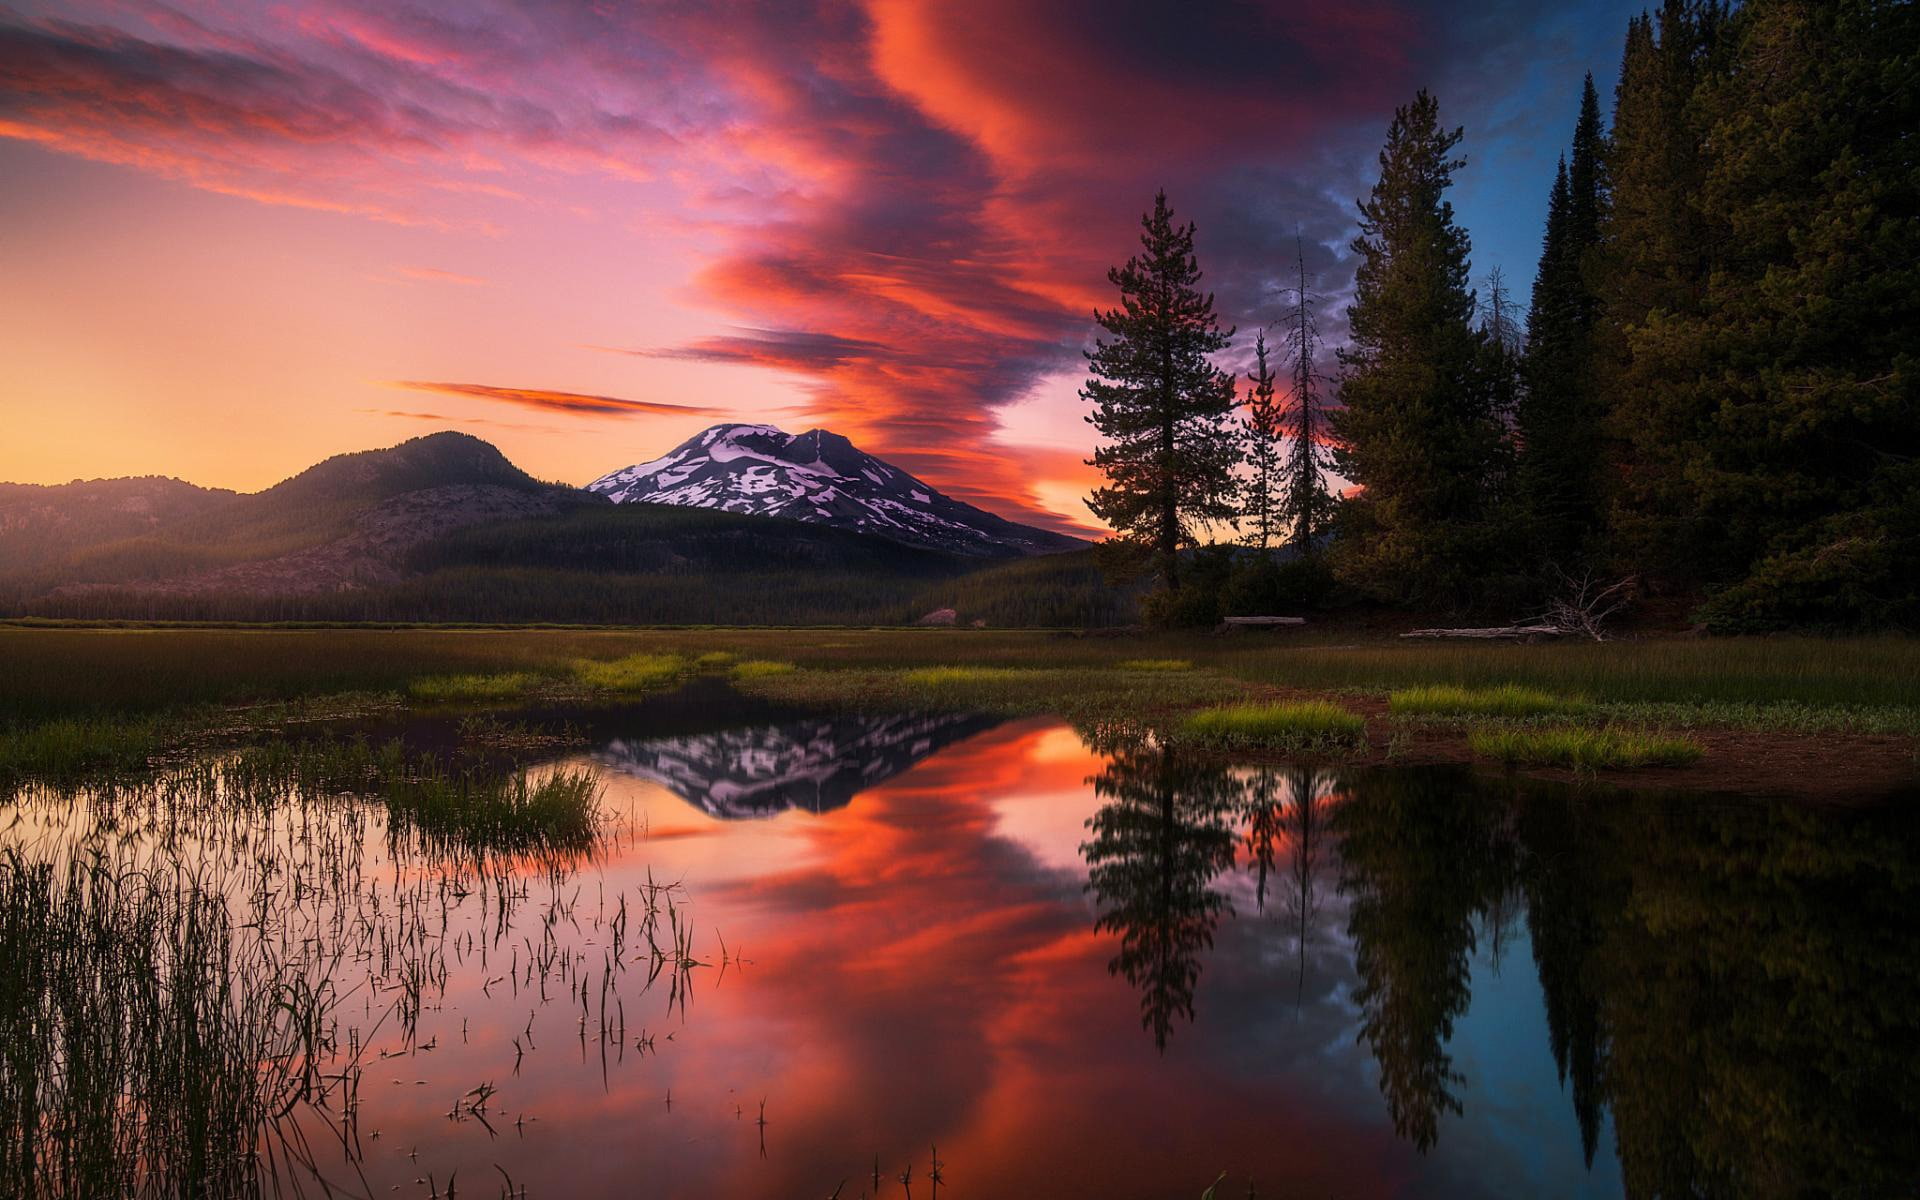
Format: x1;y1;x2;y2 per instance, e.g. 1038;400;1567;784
1533;567;1638;641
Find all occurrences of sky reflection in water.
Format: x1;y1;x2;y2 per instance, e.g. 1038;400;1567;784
19;699;1920;1198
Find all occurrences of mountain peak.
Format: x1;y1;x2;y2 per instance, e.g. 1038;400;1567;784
587;425;1081;557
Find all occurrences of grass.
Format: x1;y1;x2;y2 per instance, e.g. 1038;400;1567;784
1469;726;1704;770
1388;684;1588;718
571;652;688;693
0;715;166;784
384;763;601;859
1;626;1915;747
408;670;544;702
730;659;797;680
901;665;1038;687
1179;701;1368;753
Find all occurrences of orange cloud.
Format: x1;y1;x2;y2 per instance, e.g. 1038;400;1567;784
390;381;726;419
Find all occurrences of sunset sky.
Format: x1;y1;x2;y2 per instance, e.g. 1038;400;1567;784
1;0;1638;535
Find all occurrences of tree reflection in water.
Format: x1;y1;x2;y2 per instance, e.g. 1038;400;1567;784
1079;741;1920;1187
1079;739;1240;1050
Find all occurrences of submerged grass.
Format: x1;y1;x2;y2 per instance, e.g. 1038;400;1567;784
1388;684;1588;719
1470;726;1704;770
1178;701;1368;753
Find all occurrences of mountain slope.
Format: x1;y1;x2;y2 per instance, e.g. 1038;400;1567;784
17;432;601;596
0;477;233;575
587;423;1084;558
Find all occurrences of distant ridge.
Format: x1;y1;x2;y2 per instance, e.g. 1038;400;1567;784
587;423;1084;557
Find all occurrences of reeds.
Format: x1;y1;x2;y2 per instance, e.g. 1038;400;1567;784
0;852;327;1199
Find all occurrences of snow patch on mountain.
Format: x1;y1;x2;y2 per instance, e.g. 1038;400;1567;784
586;423;1083;557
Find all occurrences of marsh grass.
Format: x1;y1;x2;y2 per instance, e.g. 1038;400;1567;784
0;715;166;785
1179;701;1367;753
1470;726;1704;770
385;764;601;859
0;853;326;1199
408;671;544;702
737;664;1241;726
571;652;688;693
1116;659;1193;672
730;659;797;680
1388;684;1589;719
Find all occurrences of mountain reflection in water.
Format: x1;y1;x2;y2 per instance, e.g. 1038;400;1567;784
7;703;1917;1198
594;711;1000;818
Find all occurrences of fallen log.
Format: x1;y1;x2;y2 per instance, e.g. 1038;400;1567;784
1217;616;1308;634
1400;625;1563;641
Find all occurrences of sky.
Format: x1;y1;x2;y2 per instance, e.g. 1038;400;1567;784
0;0;1642;536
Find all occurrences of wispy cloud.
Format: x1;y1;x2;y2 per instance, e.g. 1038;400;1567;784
389;381;726;419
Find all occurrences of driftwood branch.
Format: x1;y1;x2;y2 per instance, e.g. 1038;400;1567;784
1400;625;1562;641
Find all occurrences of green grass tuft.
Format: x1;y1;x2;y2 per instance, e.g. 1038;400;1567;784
570;652;686;693
407;671;543;702
1388;683;1587;718
1180;700;1367;752
1469;726;1703;770
1117;658;1193;672
730;659;797;680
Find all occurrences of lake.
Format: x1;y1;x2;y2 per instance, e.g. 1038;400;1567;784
5;680;1917;1198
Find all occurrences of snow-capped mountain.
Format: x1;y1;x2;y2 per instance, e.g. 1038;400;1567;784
594;712;1000;819
586;423;1084;557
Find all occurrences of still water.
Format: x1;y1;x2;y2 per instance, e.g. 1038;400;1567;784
11;683;1919;1197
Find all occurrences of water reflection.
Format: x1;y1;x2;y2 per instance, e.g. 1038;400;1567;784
4;698;1917;1198
595;712;999;818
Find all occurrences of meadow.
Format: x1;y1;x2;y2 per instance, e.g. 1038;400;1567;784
2;622;1915;789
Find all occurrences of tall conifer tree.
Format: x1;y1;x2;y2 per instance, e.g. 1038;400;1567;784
1280;236;1332;557
1242;332;1284;551
1330;91;1504;607
1083;192;1242;590
1519;76;1609;568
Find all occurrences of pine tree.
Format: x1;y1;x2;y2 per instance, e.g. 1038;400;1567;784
1518;75;1610;569
1280;235;1333;557
1672;0;1920;629
1083;191;1242;590
1596;2;1730;578
1329;91;1505;607
1241;332;1284;551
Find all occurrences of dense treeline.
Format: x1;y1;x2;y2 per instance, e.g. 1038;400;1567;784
1087;0;1917;631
